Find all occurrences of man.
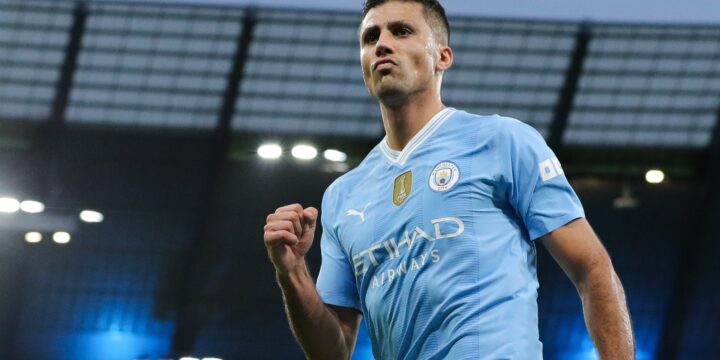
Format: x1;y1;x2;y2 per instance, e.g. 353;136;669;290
263;0;635;358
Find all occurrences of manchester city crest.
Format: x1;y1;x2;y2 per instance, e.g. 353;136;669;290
429;161;460;192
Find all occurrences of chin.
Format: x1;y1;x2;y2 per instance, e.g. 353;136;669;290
375;86;411;106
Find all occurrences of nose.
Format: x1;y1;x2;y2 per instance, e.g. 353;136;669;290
374;30;394;57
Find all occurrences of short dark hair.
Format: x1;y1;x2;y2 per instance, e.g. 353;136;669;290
362;0;450;45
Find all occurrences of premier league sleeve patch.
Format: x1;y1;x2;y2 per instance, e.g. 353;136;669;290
429;161;460;192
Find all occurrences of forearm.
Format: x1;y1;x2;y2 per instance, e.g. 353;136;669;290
578;265;635;359
276;262;350;360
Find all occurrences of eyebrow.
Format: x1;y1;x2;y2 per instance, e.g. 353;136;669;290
359;20;415;42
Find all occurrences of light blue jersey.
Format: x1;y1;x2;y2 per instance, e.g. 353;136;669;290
316;108;584;360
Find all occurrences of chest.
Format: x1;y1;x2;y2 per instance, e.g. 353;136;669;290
334;142;510;278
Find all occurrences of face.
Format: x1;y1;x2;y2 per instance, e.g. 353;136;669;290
359;1;448;105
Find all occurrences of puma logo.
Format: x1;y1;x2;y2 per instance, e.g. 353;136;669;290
345;203;370;222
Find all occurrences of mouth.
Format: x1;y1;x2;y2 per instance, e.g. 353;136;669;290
373;58;397;71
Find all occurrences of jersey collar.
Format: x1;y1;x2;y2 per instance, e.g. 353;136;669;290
379;107;456;166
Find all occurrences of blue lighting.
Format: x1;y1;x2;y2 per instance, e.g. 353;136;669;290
553;332;598;360
553;324;651;360
637;349;652;360
81;330;170;360
17;330;172;360
351;320;374;360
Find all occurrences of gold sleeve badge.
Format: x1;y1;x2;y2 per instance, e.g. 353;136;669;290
393;170;413;206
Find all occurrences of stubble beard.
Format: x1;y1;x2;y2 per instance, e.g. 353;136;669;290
373;73;421;107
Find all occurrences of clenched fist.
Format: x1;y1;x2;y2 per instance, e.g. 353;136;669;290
264;204;318;276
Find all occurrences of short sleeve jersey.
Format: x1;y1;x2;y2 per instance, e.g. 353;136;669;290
316;108;585;360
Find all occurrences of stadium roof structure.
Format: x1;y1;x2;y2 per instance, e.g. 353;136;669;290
1;1;719;177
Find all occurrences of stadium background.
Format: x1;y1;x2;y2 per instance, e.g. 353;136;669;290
0;0;719;359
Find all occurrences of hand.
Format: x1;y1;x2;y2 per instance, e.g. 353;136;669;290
264;204;318;276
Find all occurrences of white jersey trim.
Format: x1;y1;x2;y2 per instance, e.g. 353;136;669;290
379;107;456;166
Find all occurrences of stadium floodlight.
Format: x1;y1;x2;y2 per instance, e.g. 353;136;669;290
25;232;42;243
52;232;71;244
179;358;200;360
258;144;282;159
20;200;45;213
0;197;20;213
80;210;104;223
323;149;347;162
645;170;665;184
291;145;318;160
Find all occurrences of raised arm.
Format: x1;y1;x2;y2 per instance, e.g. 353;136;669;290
264;204;362;359
540;218;635;359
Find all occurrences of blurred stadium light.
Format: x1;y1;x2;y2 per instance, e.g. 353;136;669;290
323;149;347;162
20;200;45;213
0;197;21;213
79;210;104;223
256;143;282;159
290;144;318;160
24;231;42;244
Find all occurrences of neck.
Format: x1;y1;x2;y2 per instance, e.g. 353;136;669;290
380;94;446;151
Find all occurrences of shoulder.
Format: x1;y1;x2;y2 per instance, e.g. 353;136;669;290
468;113;546;147
448;110;544;148
321;144;383;210
470;113;541;137
447;110;536;137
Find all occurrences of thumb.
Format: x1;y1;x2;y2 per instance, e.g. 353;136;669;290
303;207;319;229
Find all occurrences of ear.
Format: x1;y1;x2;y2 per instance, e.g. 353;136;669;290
436;45;454;73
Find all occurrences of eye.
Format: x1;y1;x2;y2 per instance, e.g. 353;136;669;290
394;26;412;36
363;29;379;44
